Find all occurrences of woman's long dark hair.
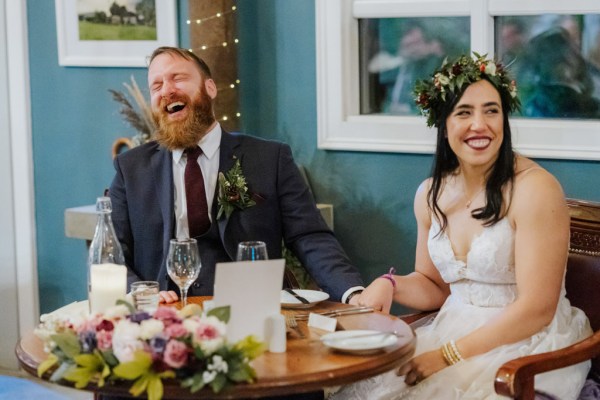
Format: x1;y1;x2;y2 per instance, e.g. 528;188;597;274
428;77;515;232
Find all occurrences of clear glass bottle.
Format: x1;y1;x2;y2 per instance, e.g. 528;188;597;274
87;196;127;313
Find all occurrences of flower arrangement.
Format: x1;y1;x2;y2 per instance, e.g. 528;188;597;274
413;52;520;127
34;302;264;400
217;158;257;219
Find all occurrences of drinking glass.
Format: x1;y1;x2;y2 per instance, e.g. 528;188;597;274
130;281;160;313
166;238;201;307
236;241;269;261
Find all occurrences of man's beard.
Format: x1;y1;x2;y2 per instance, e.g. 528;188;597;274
153;88;216;151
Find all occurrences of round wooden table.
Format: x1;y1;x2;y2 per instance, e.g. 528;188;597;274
16;297;416;399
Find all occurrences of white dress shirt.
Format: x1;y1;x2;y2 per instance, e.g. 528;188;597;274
172;124;222;239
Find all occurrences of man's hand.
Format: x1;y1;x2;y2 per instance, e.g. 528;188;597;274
159;290;179;303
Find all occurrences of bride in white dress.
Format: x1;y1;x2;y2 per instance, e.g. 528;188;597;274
335;54;592;400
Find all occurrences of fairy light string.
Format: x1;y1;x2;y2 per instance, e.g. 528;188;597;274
187;3;241;123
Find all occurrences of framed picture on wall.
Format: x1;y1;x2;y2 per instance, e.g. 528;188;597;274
55;0;178;67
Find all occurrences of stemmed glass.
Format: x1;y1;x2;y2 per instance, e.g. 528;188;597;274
236;241;269;261
166;238;201;307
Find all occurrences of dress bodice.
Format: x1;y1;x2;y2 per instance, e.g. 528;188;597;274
428;218;517;307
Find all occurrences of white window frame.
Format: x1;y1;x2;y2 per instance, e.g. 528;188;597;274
316;0;600;160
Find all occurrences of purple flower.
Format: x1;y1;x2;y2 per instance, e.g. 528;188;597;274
129;311;152;323
79;330;97;353
149;335;168;355
163;339;188;369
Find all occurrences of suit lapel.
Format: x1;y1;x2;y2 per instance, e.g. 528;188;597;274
217;131;241;253
150;146;175;256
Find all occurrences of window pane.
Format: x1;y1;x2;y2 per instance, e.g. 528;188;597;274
496;15;600;120
359;17;470;116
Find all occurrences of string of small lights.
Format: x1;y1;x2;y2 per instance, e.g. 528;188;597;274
187;3;240;123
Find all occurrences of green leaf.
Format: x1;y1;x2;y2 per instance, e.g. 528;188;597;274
181;373;205;393
63;367;94;389
116;299;135;314
51;332;81;358
228;362;255;383
74;353;103;369
113;351;152;380
37;353;59;377
209;373;228;393
207;305;230;323
234;335;265;359
130;374;150;397
147;374;164;400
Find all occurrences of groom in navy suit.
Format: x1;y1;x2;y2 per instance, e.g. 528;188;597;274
109;47;364;305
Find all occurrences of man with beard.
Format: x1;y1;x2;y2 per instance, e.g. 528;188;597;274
109;47;365;307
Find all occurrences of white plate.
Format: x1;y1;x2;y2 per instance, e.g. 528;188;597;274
280;289;329;309
320;330;399;355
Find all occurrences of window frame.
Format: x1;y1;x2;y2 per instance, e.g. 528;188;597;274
316;0;600;160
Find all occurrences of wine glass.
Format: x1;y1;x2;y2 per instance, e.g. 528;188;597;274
236;241;269;261
166;238;201;307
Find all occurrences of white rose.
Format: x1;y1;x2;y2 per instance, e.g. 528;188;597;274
140;318;165;340
103;304;130;319
435;73;450;86
484;62;497;76
112;320;144;362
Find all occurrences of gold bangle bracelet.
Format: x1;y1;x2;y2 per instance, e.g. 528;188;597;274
449;340;464;362
441;343;457;365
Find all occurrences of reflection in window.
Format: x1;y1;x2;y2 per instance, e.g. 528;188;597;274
359;17;470;116
496;15;600;120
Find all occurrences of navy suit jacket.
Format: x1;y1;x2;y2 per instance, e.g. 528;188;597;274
109;131;363;301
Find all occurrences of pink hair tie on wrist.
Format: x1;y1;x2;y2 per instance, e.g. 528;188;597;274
379;267;397;290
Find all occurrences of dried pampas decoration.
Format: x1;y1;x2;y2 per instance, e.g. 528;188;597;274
109;76;157;146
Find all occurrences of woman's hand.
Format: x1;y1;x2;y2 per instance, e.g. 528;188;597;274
352;278;395;313
159;290;179;303
397;349;447;385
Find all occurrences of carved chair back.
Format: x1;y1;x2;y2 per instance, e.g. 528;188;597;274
565;198;600;382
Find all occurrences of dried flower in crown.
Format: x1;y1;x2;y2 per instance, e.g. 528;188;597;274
413;52;520;128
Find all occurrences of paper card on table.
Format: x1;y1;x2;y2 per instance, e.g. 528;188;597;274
213;259;285;343
308;312;337;332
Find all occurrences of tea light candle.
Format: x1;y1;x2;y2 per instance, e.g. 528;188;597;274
89;263;127;313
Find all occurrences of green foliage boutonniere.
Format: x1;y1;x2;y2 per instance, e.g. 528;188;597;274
217;159;256;219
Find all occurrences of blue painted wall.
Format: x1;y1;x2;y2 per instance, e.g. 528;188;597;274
29;0;600;313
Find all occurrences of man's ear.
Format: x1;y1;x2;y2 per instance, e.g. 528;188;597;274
205;78;217;99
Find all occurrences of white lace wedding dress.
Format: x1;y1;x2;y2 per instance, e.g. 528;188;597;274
330;218;592;400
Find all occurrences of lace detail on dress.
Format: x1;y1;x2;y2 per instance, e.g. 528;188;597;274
428;218;517;307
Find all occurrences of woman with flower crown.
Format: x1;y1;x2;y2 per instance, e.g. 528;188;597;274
329;53;592;400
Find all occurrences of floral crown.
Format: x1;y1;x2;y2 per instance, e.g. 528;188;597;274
413;52;520;128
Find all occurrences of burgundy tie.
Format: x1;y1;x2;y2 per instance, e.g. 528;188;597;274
184;147;210;237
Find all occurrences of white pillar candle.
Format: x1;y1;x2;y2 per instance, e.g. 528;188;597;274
89;263;127;314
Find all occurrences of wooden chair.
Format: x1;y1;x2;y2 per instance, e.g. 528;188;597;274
399;198;600;399
494;198;600;399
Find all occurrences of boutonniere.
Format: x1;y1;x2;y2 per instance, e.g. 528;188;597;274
217;159;256;219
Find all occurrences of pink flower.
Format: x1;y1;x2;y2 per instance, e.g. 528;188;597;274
76;315;102;334
163;339;188;368
194;323;220;341
165;323;188;339
96;330;113;351
153;307;181;326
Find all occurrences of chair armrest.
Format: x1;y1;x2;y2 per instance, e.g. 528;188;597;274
494;330;600;400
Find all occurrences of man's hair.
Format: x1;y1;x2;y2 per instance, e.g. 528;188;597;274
148;47;212;79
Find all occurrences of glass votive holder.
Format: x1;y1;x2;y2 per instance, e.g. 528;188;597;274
130;281;160;313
